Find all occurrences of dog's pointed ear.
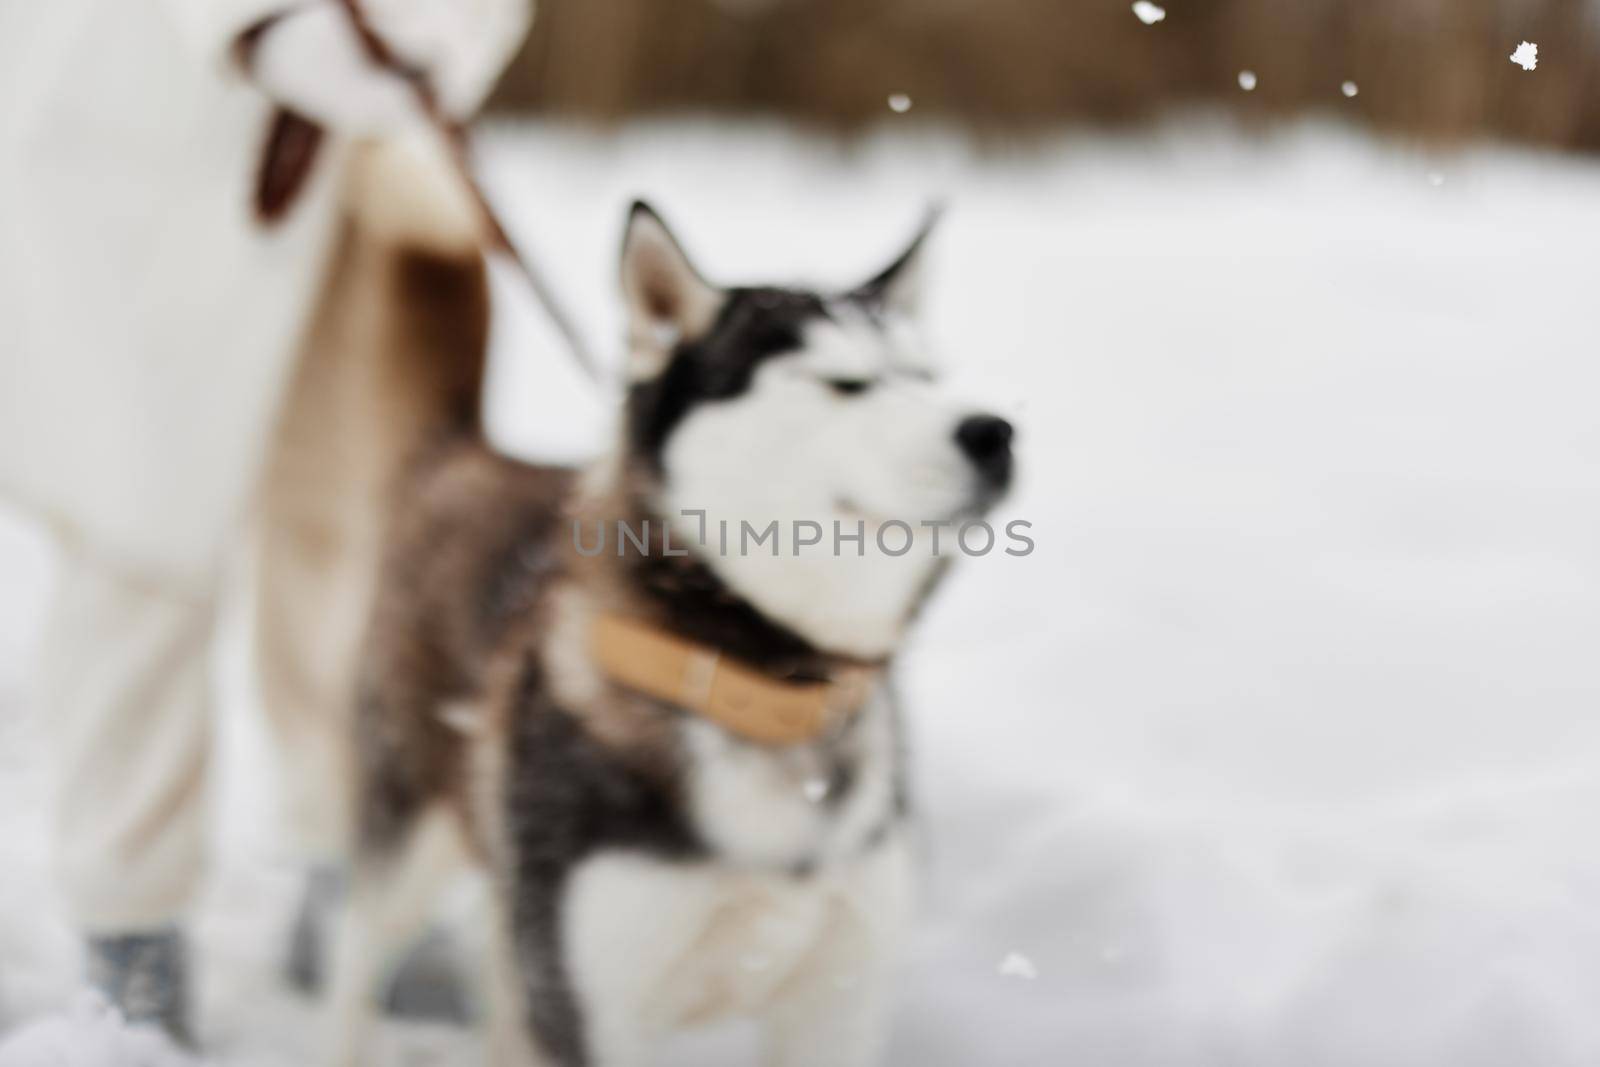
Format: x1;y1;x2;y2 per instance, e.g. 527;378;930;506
853;205;943;317
621;201;722;379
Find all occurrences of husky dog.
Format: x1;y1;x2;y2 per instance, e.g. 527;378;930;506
329;202;1016;1066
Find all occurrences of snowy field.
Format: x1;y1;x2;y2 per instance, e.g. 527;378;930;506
5;117;1600;1065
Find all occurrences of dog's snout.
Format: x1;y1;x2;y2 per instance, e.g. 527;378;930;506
954;414;1014;485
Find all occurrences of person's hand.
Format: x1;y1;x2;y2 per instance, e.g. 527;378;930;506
246;0;532;134
248;2;424;136
356;0;534;119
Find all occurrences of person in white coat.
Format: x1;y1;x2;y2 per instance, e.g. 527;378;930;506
0;0;531;1044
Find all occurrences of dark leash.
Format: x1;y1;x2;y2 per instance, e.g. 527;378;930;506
251;1;603;384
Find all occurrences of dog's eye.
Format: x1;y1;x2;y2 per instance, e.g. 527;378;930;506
825;378;875;397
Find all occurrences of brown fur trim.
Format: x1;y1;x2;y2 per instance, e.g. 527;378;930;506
231;13;286;74
237;13;328;226
254;108;326;226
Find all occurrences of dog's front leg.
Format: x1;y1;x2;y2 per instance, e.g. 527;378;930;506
762;843;912;1067
495;862;657;1067
323;806;472;1067
558;854;744;1067
484;898;558;1067
760;932;896;1067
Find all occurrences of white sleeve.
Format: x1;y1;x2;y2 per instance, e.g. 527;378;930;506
154;0;302;74
249;3;425;135
158;0;534;118
335;0;534;116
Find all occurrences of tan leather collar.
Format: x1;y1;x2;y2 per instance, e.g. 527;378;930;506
590;614;877;746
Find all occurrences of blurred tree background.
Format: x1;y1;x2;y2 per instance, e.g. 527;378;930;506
490;0;1600;148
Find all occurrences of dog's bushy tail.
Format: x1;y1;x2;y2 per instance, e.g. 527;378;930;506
251;135;493;872
337;136;493;443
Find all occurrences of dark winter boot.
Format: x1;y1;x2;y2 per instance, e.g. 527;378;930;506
85;926;192;1048
283;863;469;1024
285;862;344;994
382;927;472;1025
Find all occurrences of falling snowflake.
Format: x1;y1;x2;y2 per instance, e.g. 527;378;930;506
1510;41;1538;71
888;93;913;113
998;952;1039;980
1427;171;1446;187
1238;70;1258;91
1131;1;1166;25
801;777;830;802
1341;80;1359;97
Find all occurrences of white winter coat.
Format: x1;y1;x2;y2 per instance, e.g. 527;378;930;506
0;0;528;587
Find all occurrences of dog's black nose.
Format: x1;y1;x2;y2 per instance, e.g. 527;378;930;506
955;414;1014;486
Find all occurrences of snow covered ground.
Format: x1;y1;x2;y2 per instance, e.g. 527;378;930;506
4;118;1600;1065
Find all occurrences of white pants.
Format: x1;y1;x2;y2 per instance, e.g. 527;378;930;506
41;556;218;933
37;312;377;934
38;178;470;931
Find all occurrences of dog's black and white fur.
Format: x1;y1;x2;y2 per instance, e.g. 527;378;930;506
327;203;1014;1066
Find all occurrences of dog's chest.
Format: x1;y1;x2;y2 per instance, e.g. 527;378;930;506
563;837;912;1034
679;692;901;871
537;680;912;1043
